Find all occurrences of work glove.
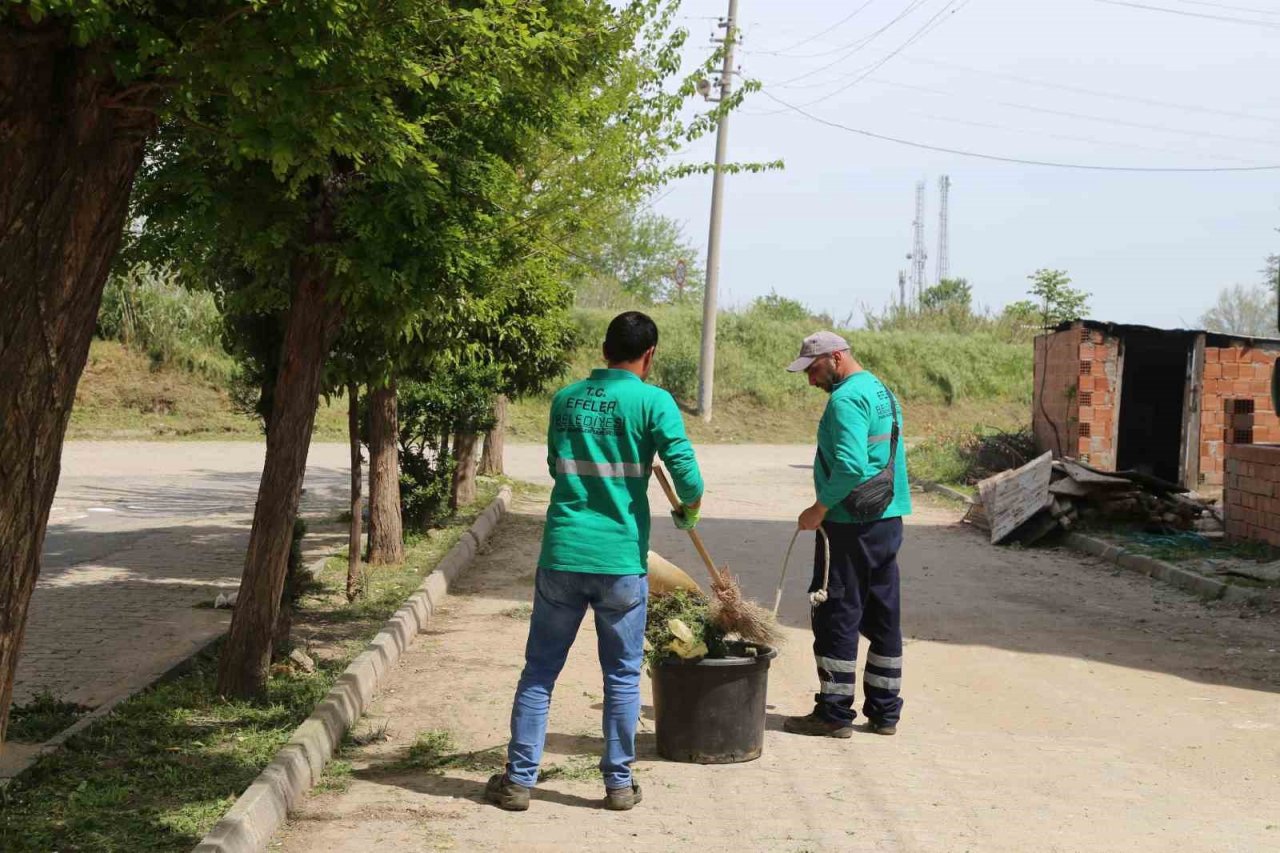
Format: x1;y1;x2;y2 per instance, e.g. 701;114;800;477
670;504;700;531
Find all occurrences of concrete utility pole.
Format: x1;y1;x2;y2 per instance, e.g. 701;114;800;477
936;175;951;285
696;0;739;422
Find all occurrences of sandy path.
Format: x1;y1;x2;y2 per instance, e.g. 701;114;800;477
276;446;1279;852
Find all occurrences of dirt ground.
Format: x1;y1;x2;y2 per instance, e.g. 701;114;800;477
276;446;1279;853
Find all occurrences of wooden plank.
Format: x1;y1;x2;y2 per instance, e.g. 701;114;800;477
977;451;1054;544
1057;459;1131;487
1180;334;1205;489
1049;478;1094;498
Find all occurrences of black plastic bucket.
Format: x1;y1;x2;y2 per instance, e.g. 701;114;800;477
651;642;779;764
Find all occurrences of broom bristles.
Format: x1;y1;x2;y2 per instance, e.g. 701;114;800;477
708;567;781;646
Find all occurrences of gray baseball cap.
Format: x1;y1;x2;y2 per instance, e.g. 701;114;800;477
786;331;850;372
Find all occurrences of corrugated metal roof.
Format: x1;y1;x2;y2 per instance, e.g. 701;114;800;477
1052;319;1280;348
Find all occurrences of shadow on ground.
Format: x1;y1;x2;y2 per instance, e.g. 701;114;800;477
453;505;1280;697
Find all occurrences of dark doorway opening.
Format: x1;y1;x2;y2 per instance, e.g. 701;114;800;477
1116;332;1193;483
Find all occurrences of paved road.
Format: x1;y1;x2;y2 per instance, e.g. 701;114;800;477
14;442;352;717
276;443;1280;852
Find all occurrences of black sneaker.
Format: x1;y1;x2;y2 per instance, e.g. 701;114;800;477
866;719;898;736
782;712;853;738
484;773;530;811
604;782;643;811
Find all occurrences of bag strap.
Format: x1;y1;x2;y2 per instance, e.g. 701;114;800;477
817;383;900;477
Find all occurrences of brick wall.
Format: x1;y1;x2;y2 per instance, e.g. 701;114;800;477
1077;329;1121;469
1033;328;1081;459
1199;344;1280;487
1224;444;1280;546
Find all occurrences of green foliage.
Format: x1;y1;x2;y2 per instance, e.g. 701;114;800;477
96;263;233;381
396;365;499;529
5;690;89;744
645;589;727;668
395;730;505;773
1200;283;1278;337
399;451;455;531
399;364;501;447
920;278;973;312
999;299;1041;341
1028;268;1090;330
568;204;701;306
0;502;493;851
750;290;812;323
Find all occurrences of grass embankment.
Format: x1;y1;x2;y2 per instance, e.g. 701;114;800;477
0;482;501;852
512;306;1032;476
73;301;1032;481
68;340;347;441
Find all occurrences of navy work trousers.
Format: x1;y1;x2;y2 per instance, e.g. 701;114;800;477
810;516;904;726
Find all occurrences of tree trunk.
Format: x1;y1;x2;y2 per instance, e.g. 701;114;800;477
479;395;508;476
347;382;363;601
451;432;481;510
0;27;157;749
367;381;404;564
216;261;343;700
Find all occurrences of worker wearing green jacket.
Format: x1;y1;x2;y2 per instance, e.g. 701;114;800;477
784;331;911;739
487;311;703;813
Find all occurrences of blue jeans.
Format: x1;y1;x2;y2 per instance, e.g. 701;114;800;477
507;567;647;790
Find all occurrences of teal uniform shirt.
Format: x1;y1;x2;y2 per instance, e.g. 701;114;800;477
539;369;704;575
815;371;913;524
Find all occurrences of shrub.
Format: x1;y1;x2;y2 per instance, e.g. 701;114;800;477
97;262;232;381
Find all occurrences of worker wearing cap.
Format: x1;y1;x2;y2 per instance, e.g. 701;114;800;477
486;311;704;812
784;331;912;738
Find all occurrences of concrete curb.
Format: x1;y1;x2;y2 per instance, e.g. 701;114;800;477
193;487;513;853
913;479;975;505
1063;532;1265;605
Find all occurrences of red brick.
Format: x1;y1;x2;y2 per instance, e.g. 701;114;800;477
1221;348;1240;363
1206;348;1221;363
1222;363;1241;379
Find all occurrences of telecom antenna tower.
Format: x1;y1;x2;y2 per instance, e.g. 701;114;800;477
906;181;927;300
936;175;951;284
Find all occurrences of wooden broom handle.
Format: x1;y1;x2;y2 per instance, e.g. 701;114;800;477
653;466;720;581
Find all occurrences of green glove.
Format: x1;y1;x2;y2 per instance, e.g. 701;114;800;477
671;504;701;531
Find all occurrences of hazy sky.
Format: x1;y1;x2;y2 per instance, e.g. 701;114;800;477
652;0;1280;329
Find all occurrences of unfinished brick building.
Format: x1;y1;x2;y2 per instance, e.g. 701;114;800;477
1032;320;1280;489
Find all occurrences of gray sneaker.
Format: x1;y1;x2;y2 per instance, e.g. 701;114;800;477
782;712;853;739
484;773;530;811
604;783;643;811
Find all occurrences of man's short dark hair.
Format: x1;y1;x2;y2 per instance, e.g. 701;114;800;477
604;311;659;363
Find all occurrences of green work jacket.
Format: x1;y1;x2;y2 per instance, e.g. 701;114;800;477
539;369;703;574
815;371;913;524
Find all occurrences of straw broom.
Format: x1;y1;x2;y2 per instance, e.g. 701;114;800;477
653;467;779;646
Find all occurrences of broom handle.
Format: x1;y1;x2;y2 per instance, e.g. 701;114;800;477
653;466;720;582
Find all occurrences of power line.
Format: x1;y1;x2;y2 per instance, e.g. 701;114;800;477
1091;0;1280;28
869;77;1280;147
786;0;970;106
900;57;1280;126
1165;0;1280;15
761;0;934;86
757;89;1280;172
748;0;969;116
749;1;880;57
895;106;1267;164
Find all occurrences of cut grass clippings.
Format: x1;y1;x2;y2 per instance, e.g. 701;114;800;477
5;690;91;744
0;481;499;852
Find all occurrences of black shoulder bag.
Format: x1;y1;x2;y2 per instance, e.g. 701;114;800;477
817;390;900;519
